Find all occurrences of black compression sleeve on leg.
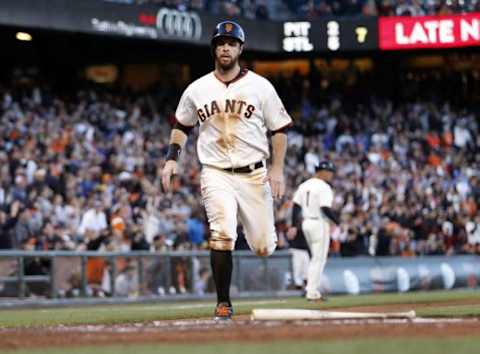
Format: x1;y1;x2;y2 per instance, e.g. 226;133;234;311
210;249;233;306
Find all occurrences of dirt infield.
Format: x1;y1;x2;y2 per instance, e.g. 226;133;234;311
1;300;480;351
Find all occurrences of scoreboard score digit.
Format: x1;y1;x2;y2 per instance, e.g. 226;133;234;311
283;17;378;53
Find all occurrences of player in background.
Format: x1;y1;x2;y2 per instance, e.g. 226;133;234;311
162;21;292;320
289;160;339;301
286;210;309;292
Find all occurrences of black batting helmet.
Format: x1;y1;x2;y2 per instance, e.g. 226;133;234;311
316;160;336;173
211;21;245;45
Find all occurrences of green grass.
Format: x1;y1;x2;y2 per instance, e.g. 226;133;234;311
7;337;480;354
1;290;479;354
417;305;480;318
0;289;478;328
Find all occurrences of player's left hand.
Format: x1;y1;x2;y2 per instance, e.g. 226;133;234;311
286;227;298;240
265;166;285;200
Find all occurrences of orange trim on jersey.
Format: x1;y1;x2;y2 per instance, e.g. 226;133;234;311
213;68;249;87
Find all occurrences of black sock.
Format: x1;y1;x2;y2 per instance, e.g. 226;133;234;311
210;249;232;306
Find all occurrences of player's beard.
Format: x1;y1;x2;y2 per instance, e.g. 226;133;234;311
216;54;239;72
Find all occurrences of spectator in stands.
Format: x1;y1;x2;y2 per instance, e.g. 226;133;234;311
115;264;138;297
465;216;480;254
23;256;51;296
0;201;21;249
77;199;108;237
1;63;479;261
194;267;212;295
219;0;242;16
37;220;63;250
13;204;35;249
255;0;270;19
152;234;171;251
0;207;10;249
186;208;206;248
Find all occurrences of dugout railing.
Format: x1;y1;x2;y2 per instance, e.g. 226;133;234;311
0;250;293;300
0;251;479;304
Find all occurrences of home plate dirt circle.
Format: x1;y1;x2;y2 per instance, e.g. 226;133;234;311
0;323;479;352
1;306;480;350
39;316;479;333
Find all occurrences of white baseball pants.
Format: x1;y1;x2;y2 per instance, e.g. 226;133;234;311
200;165;277;256
302;218;330;298
289;248;309;287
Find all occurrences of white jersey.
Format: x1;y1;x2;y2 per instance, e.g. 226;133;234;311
293;178;334;221
175;69;292;169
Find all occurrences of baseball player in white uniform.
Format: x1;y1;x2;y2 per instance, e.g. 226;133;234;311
289;160;339;301
286;212;310;291
162;21;292;320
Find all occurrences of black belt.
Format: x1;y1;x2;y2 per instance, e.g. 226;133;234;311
223;161;264;173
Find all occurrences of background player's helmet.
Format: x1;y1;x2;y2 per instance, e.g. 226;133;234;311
316;160;336;174
211;21;245;46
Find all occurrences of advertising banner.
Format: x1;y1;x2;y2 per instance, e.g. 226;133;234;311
0;0;279;52
3;2;480;55
235;254;479;294
379;13;480;50
323;255;480;295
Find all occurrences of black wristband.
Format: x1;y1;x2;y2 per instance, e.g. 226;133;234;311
166;143;182;161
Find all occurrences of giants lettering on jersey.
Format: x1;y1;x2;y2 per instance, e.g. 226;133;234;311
197;99;255;122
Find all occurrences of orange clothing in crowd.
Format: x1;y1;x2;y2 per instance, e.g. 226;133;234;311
400;249;415;257
86;258;105;285
426;132;440;148
428;153;442;167
442;131;453;146
380;149;390;161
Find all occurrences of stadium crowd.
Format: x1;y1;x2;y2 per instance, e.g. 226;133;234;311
287;0;480;18
104;0;480;20
276;67;480;257
0;67;479;260
104;0;273;20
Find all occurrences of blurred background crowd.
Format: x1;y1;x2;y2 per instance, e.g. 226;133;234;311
1;66;479;259
0;0;479;301
104;0;480;20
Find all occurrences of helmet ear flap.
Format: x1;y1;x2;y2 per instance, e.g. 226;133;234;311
210;44;216;59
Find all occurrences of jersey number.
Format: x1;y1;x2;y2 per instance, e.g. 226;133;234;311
306;191;310;207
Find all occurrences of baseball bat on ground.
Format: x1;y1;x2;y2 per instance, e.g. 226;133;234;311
251;309;416;321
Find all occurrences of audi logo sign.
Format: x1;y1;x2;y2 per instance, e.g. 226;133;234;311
156;9;202;41
91;8;203;42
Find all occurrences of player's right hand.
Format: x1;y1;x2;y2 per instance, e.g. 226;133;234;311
161;160;178;192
